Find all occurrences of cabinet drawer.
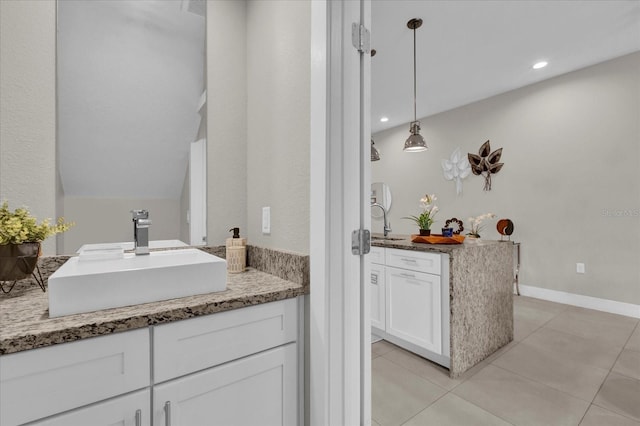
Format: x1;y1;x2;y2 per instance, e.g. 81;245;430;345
30;389;150;426
0;328;150;426
369;246;385;264
154;298;298;383
386;248;441;275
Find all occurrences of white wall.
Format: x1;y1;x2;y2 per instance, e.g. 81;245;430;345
206;0;248;246
372;52;640;305
0;0;57;255
62;197;181;254
246;0;311;254
206;0;310;254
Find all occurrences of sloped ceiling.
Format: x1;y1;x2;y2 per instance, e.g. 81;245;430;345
372;0;640;133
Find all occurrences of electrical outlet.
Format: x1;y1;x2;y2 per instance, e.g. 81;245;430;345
576;263;585;274
262;207;271;234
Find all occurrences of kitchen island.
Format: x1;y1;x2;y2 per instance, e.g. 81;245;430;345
371;234;514;378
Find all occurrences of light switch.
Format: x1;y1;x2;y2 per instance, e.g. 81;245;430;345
576;263;585;274
262;207;271;234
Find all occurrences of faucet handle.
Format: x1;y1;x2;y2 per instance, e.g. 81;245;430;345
131;209;149;220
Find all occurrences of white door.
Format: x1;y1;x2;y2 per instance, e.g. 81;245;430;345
153;344;297;426
30;389;150;426
386;266;442;354
309;0;371;424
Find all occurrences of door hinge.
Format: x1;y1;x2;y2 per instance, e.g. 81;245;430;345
352;229;371;255
352;23;370;54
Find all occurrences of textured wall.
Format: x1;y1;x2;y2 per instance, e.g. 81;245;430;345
372;53;640;305
0;1;57;255
246;0;311;254
206;0;248;246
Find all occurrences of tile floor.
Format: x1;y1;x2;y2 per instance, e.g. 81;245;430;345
372;296;640;426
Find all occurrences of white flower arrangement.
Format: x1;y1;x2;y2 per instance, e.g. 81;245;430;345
467;213;496;238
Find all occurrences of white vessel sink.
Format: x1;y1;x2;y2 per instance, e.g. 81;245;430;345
76;239;189;253
48;249;227;318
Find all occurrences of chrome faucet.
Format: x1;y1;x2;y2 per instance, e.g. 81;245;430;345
371;202;392;237
131;209;151;255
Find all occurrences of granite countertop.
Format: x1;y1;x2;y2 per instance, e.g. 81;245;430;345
0;267;308;355
371;233;509;254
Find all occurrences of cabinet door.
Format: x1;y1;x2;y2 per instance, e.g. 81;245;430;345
30;389;150;426
154;343;297;426
370;263;385;330
386;266;442;354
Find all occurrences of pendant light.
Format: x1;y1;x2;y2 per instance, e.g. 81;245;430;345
403;18;427;152
371;139;380;161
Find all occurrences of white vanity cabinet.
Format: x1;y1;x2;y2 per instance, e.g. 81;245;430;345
0;328;150;426
152;298;300;426
0;298;303;426
370;246;450;368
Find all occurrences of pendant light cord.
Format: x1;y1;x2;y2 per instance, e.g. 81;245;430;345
413;25;417;122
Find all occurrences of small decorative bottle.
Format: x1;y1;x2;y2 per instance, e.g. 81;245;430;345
226;227;246;273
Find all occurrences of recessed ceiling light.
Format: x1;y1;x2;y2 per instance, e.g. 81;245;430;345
380;117;389;122
533;61;548;70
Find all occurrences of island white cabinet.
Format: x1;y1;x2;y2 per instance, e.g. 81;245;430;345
370;261;386;330
386;265;441;354
0;298;302;426
370;246;450;367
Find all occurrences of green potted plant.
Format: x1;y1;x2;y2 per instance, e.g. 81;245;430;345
404;194;439;236
0;201;73;284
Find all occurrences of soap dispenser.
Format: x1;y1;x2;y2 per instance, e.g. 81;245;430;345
226;227;246;273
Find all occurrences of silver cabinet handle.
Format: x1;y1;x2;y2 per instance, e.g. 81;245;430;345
371;272;378;284
135;409;142;426
164;401;171;426
399;272;416;279
400;258;417;263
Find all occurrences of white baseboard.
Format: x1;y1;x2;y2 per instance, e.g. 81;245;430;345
519;285;640;319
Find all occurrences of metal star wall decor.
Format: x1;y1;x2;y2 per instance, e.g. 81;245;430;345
468;140;504;191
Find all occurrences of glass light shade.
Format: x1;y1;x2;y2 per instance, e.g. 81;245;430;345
403;121;427;152
371;140;381;161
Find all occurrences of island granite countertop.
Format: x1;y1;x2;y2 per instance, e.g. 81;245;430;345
371;233;510;253
0;246;309;355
